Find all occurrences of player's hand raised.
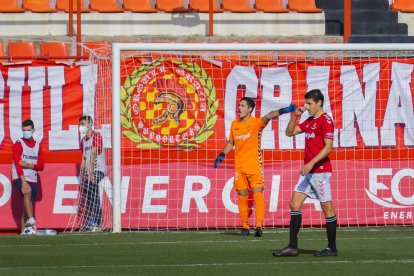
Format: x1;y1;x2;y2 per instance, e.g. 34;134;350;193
294;106;305;116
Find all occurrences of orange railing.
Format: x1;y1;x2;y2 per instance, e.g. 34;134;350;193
344;0;351;43
68;0;83;55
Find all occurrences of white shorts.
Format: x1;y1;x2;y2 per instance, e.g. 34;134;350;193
293;172;332;202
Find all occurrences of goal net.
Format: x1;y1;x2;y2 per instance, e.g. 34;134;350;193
94;43;414;232
65;43;114;232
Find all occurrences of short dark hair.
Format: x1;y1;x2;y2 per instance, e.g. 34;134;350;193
79;115;93;126
22;119;34;129
240;97;255;113
305;89;324;106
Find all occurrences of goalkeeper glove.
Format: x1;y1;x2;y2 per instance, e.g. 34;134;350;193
214;152;225;168
278;103;296;115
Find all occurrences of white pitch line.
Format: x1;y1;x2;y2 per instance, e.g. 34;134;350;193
0;235;414;248
1;259;414;270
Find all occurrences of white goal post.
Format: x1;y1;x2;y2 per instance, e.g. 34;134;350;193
111;43;414;233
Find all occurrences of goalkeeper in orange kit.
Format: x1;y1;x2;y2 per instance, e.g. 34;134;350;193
214;97;295;237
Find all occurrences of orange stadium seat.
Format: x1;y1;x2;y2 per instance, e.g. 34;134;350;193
288;0;322;13
0;43;5;62
56;0;91;12
23;0;57;12
0;0;25;12
156;0;188;12
222;0;256;12
8;42;37;61
189;0;223;12
124;0;157;12
392;0;414;12
256;0;288;13
40;42;69;61
90;0;124;12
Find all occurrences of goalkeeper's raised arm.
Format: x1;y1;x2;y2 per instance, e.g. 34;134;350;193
262;103;296;125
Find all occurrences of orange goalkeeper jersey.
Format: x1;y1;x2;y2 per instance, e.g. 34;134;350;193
229;117;266;170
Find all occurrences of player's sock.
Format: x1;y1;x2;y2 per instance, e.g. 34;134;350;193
288;210;302;249
253;192;265;228
238;195;249;229
326;215;337;251
26;217;36;227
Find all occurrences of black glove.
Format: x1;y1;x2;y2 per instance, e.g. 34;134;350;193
278;103;296;115
214;152;225;168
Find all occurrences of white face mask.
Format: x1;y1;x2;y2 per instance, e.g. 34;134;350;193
79;125;87;136
22;130;33;139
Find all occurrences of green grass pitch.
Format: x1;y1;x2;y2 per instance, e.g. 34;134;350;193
1;227;414;275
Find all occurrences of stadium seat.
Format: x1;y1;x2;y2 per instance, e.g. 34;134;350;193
189;0;223;12
288;0;322;13
83;41;111;58
56;0;91;12
392;0;414;12
255;0;288;13
90;0;124;12
222;0;256;12
0;0;25;12
156;0;188;12
40;42;69;61
123;0;157;13
0;42;5;62
22;0;57;12
8;42;37;61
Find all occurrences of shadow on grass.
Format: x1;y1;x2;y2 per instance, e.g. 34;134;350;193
219;231;244;236
269;248;319;255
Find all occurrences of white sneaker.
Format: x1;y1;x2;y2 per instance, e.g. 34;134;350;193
22;226;36;235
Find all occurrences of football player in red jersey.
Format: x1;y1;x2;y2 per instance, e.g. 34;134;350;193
12;119;45;234
273;89;338;257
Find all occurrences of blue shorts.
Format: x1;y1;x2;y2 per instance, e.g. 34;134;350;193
13;179;38;202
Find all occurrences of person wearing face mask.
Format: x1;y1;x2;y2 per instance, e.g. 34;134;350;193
78;115;105;231
12;119;44;234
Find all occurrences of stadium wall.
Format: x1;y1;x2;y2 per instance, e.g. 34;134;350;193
0;12;324;37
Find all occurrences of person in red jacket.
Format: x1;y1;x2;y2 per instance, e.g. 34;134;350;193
12;119;44;234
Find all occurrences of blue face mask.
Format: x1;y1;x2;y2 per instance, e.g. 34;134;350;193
22;130;33;139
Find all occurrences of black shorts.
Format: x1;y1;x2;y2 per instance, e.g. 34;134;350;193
13;179;38;202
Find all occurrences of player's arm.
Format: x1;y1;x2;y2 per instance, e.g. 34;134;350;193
213;140;234;168
89;133;103;182
89;147;97;182
79;139;86;174
285;107;305;137
262;103;296;125
13;142;31;194
32;145;44;171
300;138;333;176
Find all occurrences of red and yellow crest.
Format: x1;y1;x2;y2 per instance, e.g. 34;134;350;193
121;59;218;149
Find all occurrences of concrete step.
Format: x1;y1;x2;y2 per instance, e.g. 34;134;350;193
351;0;390;9
316;0;344;10
351;22;407;35
352;9;398;23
